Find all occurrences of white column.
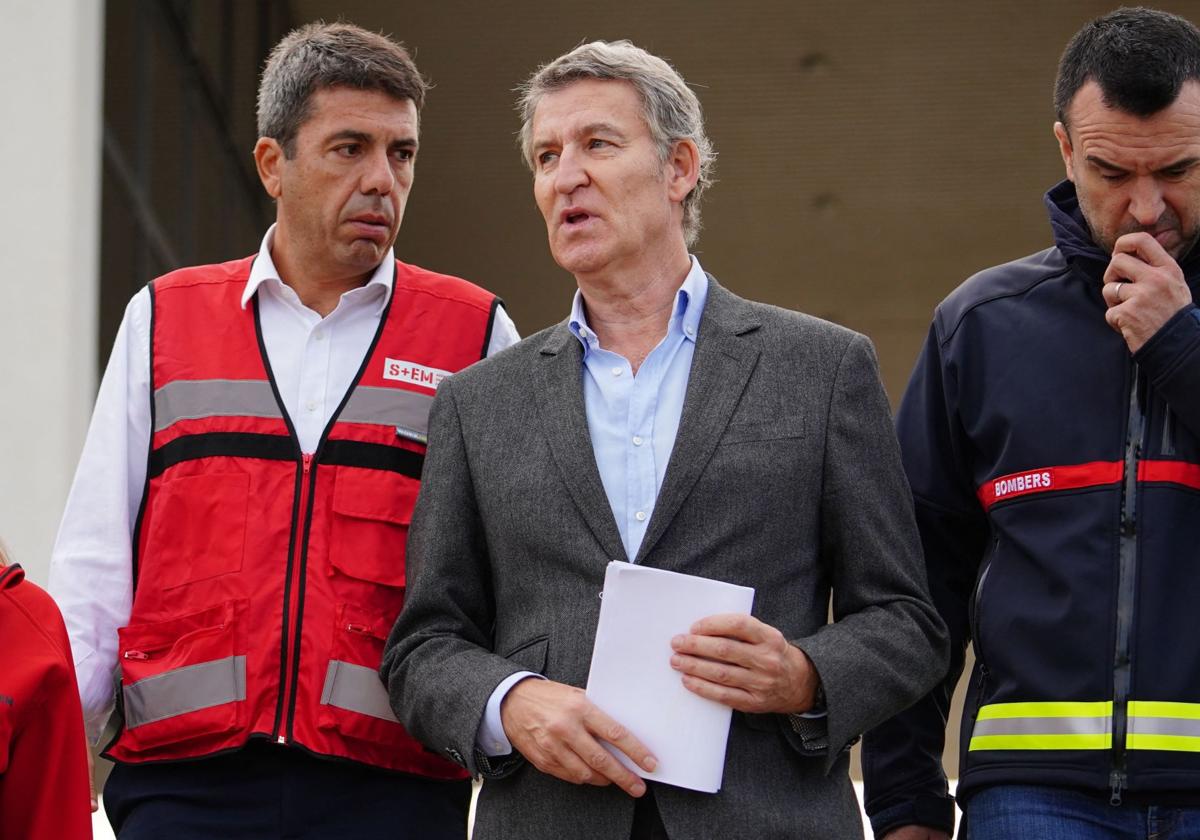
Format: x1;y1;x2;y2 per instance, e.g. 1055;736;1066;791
0;0;105;585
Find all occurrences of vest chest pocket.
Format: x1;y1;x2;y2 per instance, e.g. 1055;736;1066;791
327;469;418;588
143;472;249;589
116;600;247;753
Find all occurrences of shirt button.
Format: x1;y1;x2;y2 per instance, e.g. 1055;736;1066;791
635;511;647;522
612;367;623;377
306;401;317;412
314;330;325;341
685;326;695;337
632;436;643;446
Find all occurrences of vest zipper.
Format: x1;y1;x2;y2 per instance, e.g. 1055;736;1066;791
272;452;312;744
284;450;321;742
1111;365;1144;806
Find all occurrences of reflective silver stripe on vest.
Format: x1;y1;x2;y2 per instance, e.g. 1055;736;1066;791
971;715;1113;738
320;660;399;723
154;379;283;432
339;386;433;440
123;655;247;728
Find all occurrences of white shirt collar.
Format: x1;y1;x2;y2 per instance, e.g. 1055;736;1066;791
240;224;396;314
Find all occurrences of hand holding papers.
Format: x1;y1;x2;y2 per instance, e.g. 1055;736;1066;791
585;562;755;793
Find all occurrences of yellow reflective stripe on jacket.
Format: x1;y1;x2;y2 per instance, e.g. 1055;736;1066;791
1127;701;1200;752
969;701;1113;751
969;700;1200;752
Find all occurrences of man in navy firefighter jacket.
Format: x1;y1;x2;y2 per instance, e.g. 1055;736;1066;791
48;22;518;840
863;8;1200;840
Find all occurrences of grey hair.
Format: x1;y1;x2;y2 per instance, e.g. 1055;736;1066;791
257;21;428;156
517;40;716;246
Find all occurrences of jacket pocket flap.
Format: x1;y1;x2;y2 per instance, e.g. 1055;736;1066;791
721;415;807;444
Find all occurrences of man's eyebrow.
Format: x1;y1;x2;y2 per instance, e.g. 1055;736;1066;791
1157;156;1200;172
1085;155;1127;172
578;121;625;138
322;129;419;151
325;129;371;144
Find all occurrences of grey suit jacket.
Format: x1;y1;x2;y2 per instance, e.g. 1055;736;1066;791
383;279;948;840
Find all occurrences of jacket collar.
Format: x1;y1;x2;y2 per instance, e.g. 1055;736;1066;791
1046;179;1200;282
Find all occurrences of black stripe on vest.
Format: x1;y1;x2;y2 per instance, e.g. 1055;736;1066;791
149;432;296;478
321;439;423;479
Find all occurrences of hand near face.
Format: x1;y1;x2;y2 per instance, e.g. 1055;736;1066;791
499;677;656;797
670;614;820;714
1102;231;1194;352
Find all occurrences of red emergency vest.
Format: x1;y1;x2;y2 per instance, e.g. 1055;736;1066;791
104;255;497;777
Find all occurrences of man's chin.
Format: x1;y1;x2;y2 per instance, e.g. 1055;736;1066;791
550;243;611;278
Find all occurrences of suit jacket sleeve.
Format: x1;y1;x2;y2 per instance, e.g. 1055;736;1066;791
790;332;950;773
381;377;530;778
860;323;989;837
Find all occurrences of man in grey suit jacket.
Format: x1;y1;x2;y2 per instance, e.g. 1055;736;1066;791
383;40;948;839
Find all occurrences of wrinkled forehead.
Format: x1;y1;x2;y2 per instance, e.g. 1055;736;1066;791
531;79;646;139
1066;80;1200;166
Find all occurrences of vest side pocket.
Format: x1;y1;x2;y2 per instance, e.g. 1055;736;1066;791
326;468;417;588
317;603;407;744
116;600;247;754
143;472;250;589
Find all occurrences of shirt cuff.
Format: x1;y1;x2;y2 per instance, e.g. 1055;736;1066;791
475;671;544;757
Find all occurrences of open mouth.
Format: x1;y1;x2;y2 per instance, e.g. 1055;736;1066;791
564;211;591;226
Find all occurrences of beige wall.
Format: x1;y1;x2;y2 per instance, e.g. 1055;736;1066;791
0;0;104;586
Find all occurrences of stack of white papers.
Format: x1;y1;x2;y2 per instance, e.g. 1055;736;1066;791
585;561;755;793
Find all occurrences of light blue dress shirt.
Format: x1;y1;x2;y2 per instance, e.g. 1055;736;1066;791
475;258;710;756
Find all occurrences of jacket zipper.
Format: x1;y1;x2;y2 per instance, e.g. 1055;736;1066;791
272;452;312;743
1163;405;1176;456
969;542;998;720
1111;365;1144;806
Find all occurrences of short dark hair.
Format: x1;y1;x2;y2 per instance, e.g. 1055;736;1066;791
1055;7;1200;127
257;22;428;156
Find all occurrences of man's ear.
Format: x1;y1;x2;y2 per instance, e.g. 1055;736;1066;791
1053;122;1076;183
254;137;285;198
666;138;701;203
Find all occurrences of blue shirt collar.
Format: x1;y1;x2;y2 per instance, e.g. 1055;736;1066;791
568;256;709;356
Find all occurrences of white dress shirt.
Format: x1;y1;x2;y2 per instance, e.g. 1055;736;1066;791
49;226;519;740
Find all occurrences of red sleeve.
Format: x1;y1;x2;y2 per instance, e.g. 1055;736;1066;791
0;576;93;840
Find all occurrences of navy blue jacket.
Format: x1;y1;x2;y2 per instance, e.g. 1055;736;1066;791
862;181;1200;837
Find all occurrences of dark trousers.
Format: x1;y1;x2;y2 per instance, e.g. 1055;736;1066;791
104;741;471;840
631;785;670;840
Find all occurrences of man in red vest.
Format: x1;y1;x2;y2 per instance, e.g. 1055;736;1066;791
49;22;518;840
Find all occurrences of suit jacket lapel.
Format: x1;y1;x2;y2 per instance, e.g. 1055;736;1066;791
533;322;629;563
634;279;762;565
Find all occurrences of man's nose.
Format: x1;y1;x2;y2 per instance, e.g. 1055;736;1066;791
1128;176;1166;227
361;148;395;195
554;146;588;195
